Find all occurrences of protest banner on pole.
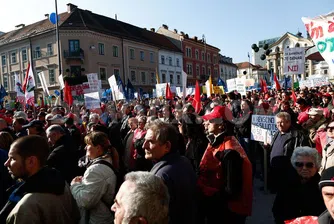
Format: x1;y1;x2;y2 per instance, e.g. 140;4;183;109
283;47;305;75
302;12;334;76
84;92;100;109
251;115;278;143
156;83;167;97
87;73;99;92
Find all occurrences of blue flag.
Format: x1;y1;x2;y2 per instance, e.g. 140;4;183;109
284;75;291;90
127;79;135;100
217;77;224;86
0;84;7;102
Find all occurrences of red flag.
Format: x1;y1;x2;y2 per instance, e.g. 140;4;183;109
260;79;268;93
291;90;297;106
274;73;281;90
165;83;173;100
64;81;73;106
192;80;202;114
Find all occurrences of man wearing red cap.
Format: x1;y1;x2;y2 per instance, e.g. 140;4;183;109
197;105;252;224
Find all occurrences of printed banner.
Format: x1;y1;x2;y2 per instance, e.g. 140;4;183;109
283;47;305;75
84;92;100;109
71;83;90;103
302;13;334;76
299;77;329;88
251;115;278;143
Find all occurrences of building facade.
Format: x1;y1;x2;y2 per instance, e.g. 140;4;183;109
0;3;181;99
219;54;237;81
157;26;220;86
236;62;269;84
158;49;183;86
252;37;279;68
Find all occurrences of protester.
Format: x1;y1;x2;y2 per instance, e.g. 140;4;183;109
12;117;27;138
318;166;334;223
143;120;197;224
0;136;80;224
23;120;46;138
111;171;169;224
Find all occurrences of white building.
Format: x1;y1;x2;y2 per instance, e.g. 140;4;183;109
252;37;279;68
236;62;269;84
158;50;183;86
219;54;237;81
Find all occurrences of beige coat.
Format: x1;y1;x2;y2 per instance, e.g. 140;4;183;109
6;184;80;224
320;142;334;174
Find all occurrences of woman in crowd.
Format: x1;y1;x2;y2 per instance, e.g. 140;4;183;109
70;131;118;224
272;147;325;224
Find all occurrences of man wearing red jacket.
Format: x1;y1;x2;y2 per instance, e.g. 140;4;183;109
197;105;252;224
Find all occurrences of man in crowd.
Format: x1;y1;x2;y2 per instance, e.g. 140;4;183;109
12;117;27;138
23;120;45;136
296;98;311;125
111;171;169;224
46;125;78;183
143;120;197;224
318;166;334;223
0;135;80;223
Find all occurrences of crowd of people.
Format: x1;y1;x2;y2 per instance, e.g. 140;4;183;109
2;85;334;223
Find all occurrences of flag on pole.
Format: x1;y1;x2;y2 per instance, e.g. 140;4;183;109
156;67;160;84
192;80;202;114
0;84;7;102
14;72;25;103
291;90;297;106
22;63;35;105
205;75;213;96
274;73;281;90
165;83;173;100
182;71;187;99
126;79;135;100
64;81;73;106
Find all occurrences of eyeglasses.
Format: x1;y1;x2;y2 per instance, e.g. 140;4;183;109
294;162;314;168
327;127;334;132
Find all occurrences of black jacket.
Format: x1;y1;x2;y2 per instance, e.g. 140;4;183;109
318;210;334;224
47;135;79;183
185;136;208;175
234;111;252;138
272;172;326;224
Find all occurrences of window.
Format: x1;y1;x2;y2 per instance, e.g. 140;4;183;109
207;53;211;63
22;49;27;61
150;52;154;63
186;48;192;57
170;74;174;84
162;73;166;83
202;67;205;75
161;55;165;64
176;58;180;67
98;43;105;55
11;52;16;64
208;68;211;75
213;56;217;64
35;70;41;86
187;64;193;75
140;51;144;61
99;67;107;80
11;73;15;90
131;71;136;83
195;50;199;60
151;73;155;84
114;69;120;80
214;69;218;77
113;46;119;57
34;46;41;59
202;52;205;61
3;75;8;89
141;72;146;84
177;75;181;85
324;69;328;75
269;61;273;68
169;57;172;66
1;55;6;66
47;43;53;56
277;60;281;66
49;69;55;84
130;49;135;59
69;40;80;52
196;65;200;76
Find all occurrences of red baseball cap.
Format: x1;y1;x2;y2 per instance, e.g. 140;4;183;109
202;106;233;121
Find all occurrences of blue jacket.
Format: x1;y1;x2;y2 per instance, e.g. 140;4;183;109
151;153;197;224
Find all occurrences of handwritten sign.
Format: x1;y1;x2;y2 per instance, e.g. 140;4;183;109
71;83;90;103
156;83;167;97
251;115;278;143
283;47;305;75
302;13;334;76
227;78;237;92
87;73;99;92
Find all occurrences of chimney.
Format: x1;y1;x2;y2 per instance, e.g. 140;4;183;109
185;34;189;39
15;24;25;29
67;3;78;13
150;28;155;32
193;36;198;41
180;31;185;36
45;13;49;18
162;24;169;29
115;14;117;20
174;29;178;33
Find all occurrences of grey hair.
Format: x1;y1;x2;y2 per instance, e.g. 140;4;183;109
46;124;66;135
291;146;321;169
89;113;100;122
122;171;169;224
276;112;291;121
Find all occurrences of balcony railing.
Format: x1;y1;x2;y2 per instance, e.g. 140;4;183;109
63;49;84;60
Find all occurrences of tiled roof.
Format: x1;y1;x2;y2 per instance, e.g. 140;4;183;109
236;62;265;70
0;12;71;46
60;8;182;52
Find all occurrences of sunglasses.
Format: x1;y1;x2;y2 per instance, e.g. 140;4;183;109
294;162;314;168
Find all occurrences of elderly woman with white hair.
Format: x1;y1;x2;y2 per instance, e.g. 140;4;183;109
272;147;326;224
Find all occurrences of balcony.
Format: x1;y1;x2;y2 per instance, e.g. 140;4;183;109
63;49;84;61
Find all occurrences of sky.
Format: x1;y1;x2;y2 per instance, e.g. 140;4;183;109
0;0;333;63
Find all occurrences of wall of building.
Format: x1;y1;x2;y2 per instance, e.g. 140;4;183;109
158;50;183;86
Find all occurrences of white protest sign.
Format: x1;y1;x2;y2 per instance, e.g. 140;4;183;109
38;72;50;96
299;77;329;88
186;88;195;95
226;78;237;92
283;47;305;75
251;115;278;143
156;83;167;97
302;13;334;76
84;92;100;109
58;74;65;90
176;87;183;98
236;78;246;95
108;75;118;101
87;73;99;92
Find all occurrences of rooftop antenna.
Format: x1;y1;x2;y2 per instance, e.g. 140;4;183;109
115;14;117;20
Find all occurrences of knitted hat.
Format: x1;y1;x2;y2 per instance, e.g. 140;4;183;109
319;167;334;189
